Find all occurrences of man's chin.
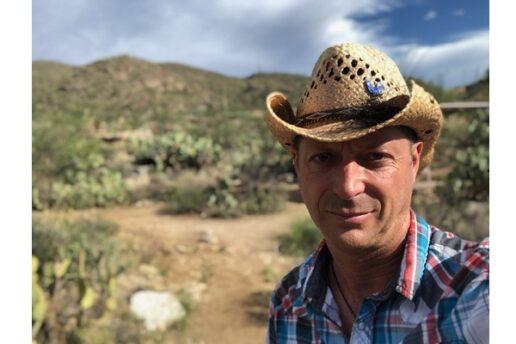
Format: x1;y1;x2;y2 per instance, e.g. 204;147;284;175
321;217;379;250
323;210;376;230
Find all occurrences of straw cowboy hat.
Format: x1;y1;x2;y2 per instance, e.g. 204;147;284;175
264;43;443;170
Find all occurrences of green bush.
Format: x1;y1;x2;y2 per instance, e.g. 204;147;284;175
278;218;323;256
166;184;211;214
32;217;131;343
33;126;128;210
33;118;108;181
229;123;293;181
412;191;488;242
33;169;128;210
165;177;286;218
413;109;489;241
128;132;221;171
437;109;489;203
238;183;286;215
203;182;241;218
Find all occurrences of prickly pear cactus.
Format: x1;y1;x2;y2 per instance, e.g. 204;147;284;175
32;256;47;339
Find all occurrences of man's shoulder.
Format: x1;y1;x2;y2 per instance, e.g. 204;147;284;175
427;225;489;274
417;224;489;307
407;225;489;343
269;242;324;316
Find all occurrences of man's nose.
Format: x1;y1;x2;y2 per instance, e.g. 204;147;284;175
333;160;366;200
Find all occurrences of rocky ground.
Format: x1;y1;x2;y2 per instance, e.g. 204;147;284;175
37;201;311;343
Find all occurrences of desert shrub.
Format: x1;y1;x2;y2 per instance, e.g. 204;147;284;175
125;171;170;202
437;109;489;204
226;119;293;180
128;132;221;171
165;177;286;218
33;110;293;211
32;218;121;274
238;183;286;215
278;218;323;256
231;139;292;181
33;124;129;210
413;109;489;241
165;179;242;218
32;217;131;343
166;184;211;214
202;180;241;218
412;192;488;241
69;309;182;344
33;169;128;210
33;117;108;180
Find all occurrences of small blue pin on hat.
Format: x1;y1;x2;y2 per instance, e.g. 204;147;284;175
364;79;385;96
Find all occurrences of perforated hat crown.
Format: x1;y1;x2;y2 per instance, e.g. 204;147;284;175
264;43;443;170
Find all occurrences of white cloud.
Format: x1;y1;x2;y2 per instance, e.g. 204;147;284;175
391;30;489;87
32;0;401;74
423;10;437;21
217;0;299;14
323;18;386;47
32;0;487;88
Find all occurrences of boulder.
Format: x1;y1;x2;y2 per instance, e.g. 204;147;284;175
130;290;186;331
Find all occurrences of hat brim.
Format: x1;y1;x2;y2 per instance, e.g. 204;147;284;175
264;80;443;171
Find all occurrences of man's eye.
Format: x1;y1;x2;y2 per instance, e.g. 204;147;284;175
311;153;332;163
365;152;386;161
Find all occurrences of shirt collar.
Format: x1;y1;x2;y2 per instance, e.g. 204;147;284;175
302;240;331;312
395;209;431;300
300;209;431;308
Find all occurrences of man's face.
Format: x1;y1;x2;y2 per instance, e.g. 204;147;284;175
291;126;423;252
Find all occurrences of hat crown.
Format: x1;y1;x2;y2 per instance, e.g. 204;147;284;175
297;43;410;119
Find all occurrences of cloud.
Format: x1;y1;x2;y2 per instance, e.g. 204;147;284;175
32;0;401;74
391;30;489;88
33;0;487;87
423;10;437;21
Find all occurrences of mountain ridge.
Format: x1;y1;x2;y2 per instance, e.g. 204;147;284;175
33;55;488;132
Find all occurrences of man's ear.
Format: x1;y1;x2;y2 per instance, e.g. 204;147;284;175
286;146;299;174
411;141;424;178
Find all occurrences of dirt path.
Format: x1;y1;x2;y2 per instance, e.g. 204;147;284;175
38;201;311;343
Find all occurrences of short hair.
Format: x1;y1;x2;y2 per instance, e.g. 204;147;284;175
292;134;303;151
397;126;420;143
292;125;419;151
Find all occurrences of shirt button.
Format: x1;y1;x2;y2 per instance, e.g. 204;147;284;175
358;322;365;330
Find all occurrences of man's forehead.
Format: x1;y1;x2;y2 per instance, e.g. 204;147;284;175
300;127;409;151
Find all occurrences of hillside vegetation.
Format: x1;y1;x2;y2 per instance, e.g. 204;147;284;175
33;56;307;132
32;55;489;228
32;56;488;343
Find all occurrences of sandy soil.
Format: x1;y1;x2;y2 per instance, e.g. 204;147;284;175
37;201;311;343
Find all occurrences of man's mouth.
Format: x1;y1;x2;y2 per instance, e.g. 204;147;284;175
325;209;374;219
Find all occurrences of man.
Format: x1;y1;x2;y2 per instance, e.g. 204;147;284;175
264;43;489;343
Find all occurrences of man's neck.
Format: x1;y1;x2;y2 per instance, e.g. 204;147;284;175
327;214;411;303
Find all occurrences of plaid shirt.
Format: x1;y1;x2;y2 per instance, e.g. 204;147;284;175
267;210;489;343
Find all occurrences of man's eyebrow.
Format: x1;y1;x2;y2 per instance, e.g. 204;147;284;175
304;142;341;153
353;137;391;150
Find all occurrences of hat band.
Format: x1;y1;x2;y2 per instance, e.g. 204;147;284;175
295;104;401;128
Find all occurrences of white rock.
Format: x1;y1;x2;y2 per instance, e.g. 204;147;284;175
198;229;218;244
130;290;186;331
175;244;197;254
138;264;160;277
182;281;207;302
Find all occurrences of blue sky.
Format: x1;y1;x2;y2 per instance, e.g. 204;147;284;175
353;0;488;45
33;0;489;88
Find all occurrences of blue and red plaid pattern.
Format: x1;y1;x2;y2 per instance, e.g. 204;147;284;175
267;210;489;343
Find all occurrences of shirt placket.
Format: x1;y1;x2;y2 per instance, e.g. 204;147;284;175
348;298;378;344
316;287;383;344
